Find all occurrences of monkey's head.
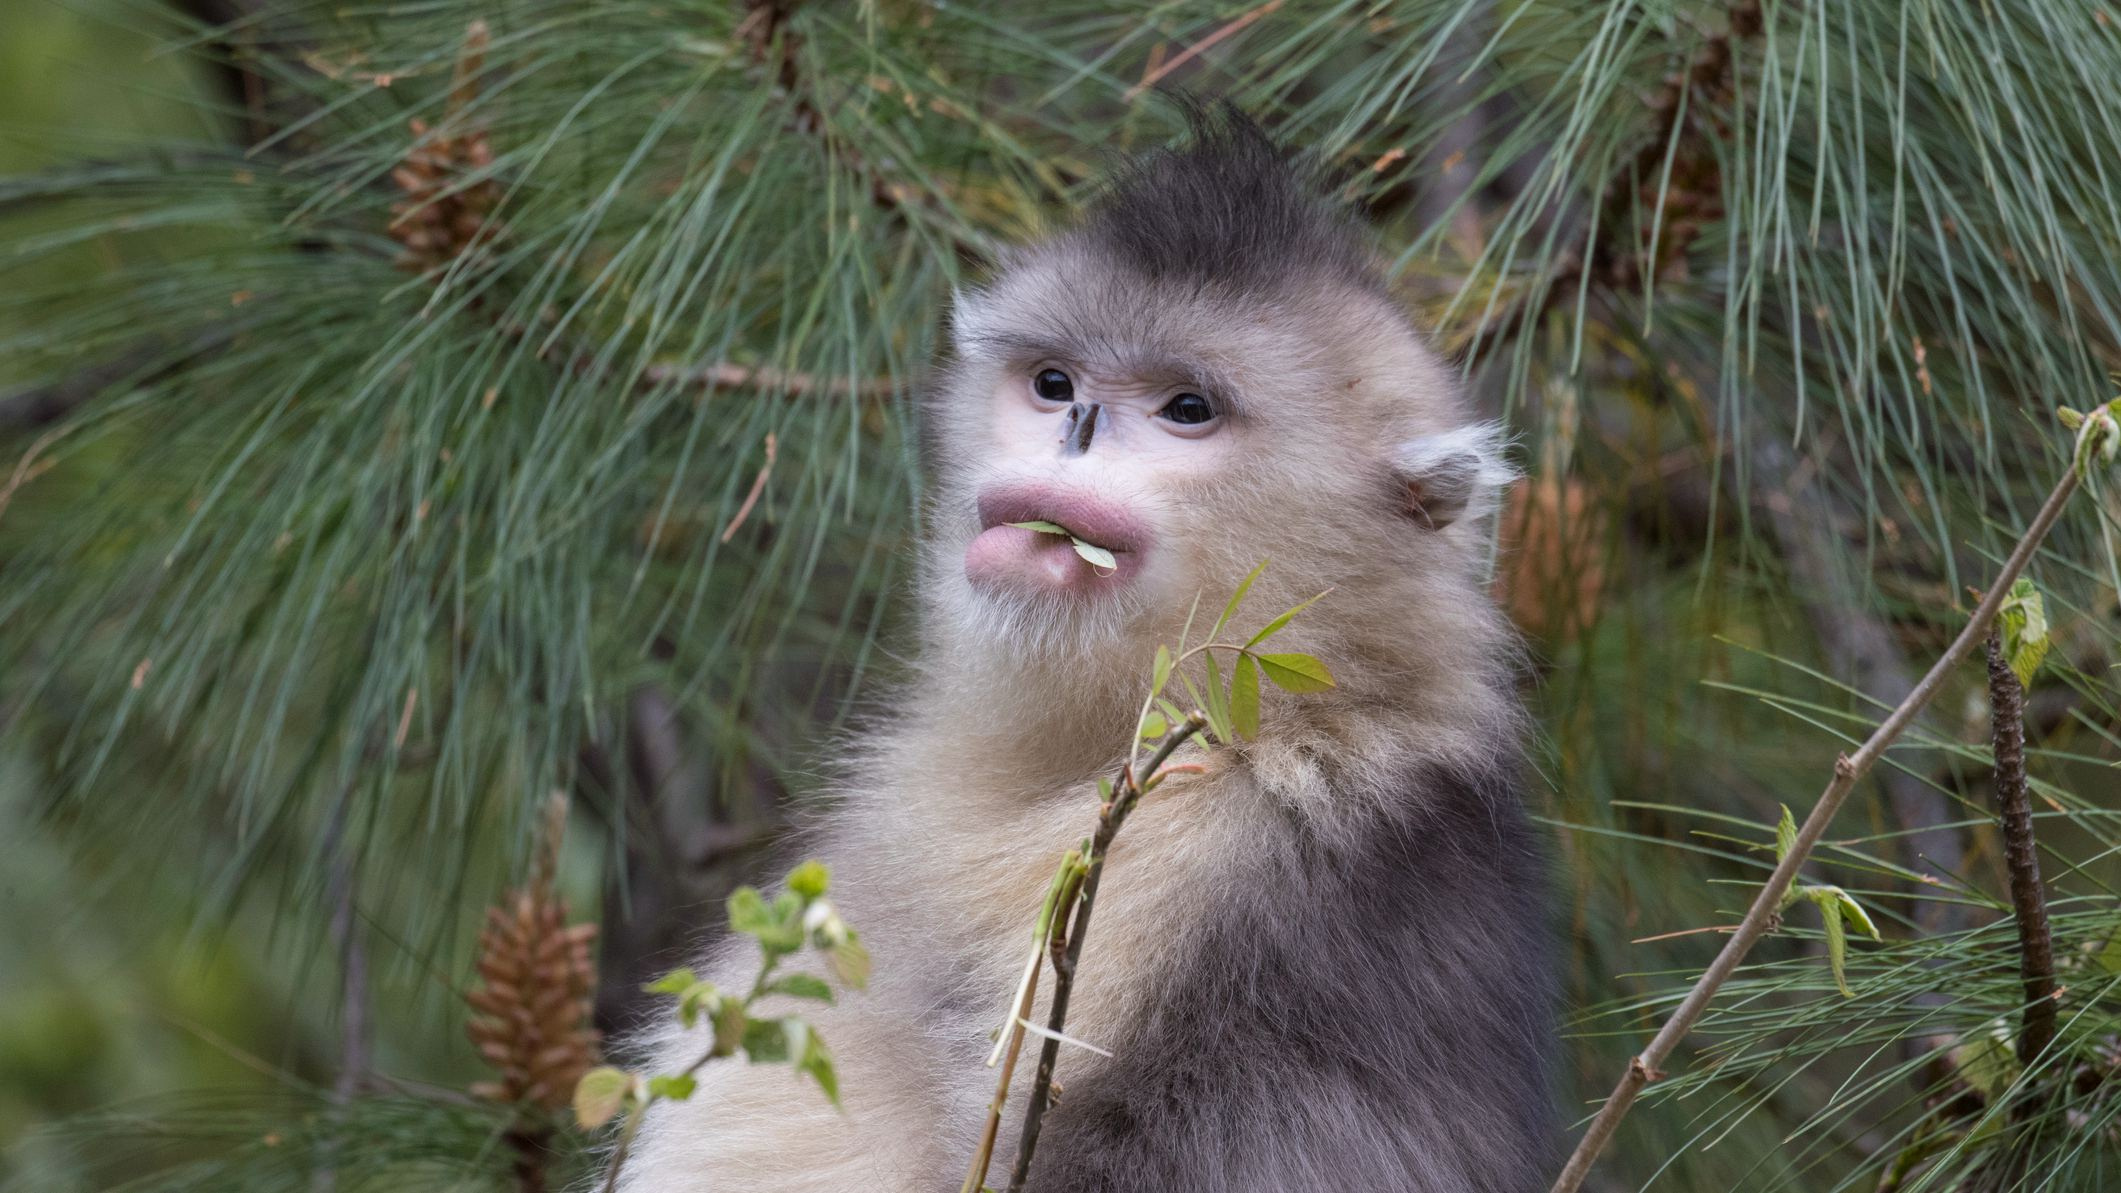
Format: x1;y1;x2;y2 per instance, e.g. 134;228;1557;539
925;109;1511;677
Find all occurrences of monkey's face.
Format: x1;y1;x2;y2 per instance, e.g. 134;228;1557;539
959;358;1236;599
930;250;1498;657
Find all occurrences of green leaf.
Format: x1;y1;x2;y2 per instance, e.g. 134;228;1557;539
796;1029;842;1108
644;968;699;996
712;1001;748;1057
1814;889;1853;997
1138;711;1168;739
573;1066;632;1130
745;890;806;955
765;973;835;1003
1006;520;1069;535
1954;1030;2020;1100
742;1017;792;1063
1151;644;1173;694
1834;890;1882;941
2098;933;2121;976
1201;649;1232;743
785;860;830;900
1255;653;1336;693
1244;590;1329;648
677;981;722;1028
1211;560;1269;639
1175;671;1212;727
646;1074;699;1102
1230;653;1261;739
1154;697;1186;728
1774;805;1797;863
727;886;772;936
1999;578;2051;687
1071;538;1118;572
827;936;872;990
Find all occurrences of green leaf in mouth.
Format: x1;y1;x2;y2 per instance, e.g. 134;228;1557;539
1006;520;1118;575
1071;540;1118;572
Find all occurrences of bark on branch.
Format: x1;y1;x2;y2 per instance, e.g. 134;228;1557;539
1985;631;2057;1068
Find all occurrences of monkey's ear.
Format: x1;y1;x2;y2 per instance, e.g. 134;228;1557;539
1391;423;1517;530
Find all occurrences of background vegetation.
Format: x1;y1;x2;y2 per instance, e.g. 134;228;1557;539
2;1;2118;1190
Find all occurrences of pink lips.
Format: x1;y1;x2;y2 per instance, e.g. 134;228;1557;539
965;483;1150;595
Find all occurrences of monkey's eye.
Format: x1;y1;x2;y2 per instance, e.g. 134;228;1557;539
1032;368;1074;403
1158;393;1216;426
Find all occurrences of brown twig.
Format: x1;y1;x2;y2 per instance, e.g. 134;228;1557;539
958;926;1050;1193
1548;464;2082;1193
1985;631;2057;1068
637;361;896;400
719;433;779;544
1123;0;1285;101
1005;712;1210;1191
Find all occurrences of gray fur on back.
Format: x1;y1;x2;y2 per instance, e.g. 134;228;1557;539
1020;756;1556;1192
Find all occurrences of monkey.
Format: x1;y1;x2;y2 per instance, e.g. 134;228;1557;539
618;107;1556;1193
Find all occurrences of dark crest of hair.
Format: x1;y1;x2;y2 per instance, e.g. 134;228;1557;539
1074;102;1380;293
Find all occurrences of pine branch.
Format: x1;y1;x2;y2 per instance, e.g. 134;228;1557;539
1548;461;2084;1193
166;0;301;148
739;0;991;262
1985;631;2057;1069
1475;0;1764;351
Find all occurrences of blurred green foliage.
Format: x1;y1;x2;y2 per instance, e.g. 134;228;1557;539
1;1;2118;1191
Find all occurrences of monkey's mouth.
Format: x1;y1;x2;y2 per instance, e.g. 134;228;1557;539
966;484;1149;596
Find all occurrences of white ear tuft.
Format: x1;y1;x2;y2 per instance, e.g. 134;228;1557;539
1391;422;1518;530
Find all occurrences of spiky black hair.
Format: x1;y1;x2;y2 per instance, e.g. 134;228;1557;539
1073;102;1381;293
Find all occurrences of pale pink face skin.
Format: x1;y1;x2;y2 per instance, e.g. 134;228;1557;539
962;364;1239;600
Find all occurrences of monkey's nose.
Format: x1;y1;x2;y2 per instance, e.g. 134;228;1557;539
1060;402;1103;456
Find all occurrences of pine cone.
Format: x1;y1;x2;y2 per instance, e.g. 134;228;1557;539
389;23;502;273
465;794;600;1111
389;117;503;273
1498;475;1607;642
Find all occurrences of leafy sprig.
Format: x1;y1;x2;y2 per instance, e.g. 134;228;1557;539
1769;805;1883;998
1135;561;1333;757
961;563;1335;1193
579;861;867;1191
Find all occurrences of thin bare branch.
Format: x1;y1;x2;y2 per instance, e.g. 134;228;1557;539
1124;0;1285;101
1549;464;2082;1193
637;361;896;400
1005;712;1209;1191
